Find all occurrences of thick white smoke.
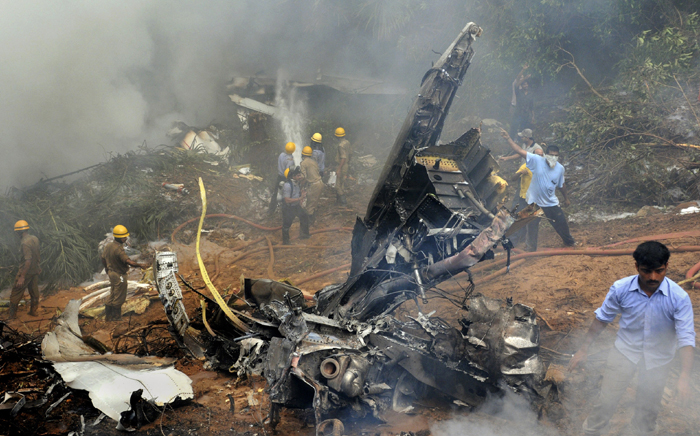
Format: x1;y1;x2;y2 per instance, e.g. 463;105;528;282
0;1;349;188
431;389;561;436
274;72;308;166
0;1;479;189
0;1;240;188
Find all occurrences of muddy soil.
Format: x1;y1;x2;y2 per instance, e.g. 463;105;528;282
1;175;699;436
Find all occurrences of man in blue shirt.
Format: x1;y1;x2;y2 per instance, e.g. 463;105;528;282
281;167;309;245
502;129;575;251
268;142;296;216
569;241;695;435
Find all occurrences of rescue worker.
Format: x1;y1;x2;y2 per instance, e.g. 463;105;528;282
300;146;323;225
100;225;148;321
310;133;325;177
334;127;351;205
7;220;41;319
281;167;309;245
268;142;296;216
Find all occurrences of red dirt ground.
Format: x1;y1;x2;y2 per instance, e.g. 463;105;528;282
2;175;700;436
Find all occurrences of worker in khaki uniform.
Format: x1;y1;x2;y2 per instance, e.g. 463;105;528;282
334;127;351;205
7;220;41;319
310;133;325;176
100;225;148;321
300;146;323;225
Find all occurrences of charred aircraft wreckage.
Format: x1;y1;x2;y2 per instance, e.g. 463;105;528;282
155;22;552;433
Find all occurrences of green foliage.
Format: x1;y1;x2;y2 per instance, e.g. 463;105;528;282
573;148;693;205
550;11;700;205
551;97;660;152
0;146;213;290
617;12;700;98
356;0;427;40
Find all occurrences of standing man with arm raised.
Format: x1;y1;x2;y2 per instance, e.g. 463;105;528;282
510;64;534;140
569;241;695;435
501;128;575;251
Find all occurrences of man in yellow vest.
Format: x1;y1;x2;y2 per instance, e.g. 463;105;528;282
508;147;543;247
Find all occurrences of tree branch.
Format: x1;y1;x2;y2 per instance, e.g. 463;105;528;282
556;46;611;103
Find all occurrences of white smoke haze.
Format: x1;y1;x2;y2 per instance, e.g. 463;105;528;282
431;389;560;436
274;72;308;166
0;1;516;190
0;1;420;189
0;0;650;190
0;1;236;188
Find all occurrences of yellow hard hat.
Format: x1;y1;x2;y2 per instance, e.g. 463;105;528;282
311;133;322;143
285;142;296;154
113;225;129;238
334;127;346;137
14;220;29;231
302;146;313;156
284;168;290;179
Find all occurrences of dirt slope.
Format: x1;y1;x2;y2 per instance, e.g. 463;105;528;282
2;177;699;436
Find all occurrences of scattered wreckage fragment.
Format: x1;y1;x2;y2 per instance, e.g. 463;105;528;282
154;20;550;434
42;300;194;431
167;121;231;160
154;251;206;358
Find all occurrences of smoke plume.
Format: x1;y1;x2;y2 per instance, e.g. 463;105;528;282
431;389;560;436
0;1;435;188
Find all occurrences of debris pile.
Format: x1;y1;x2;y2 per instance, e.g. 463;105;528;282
42;300;194;431
152;21;554;434
0;320;98;435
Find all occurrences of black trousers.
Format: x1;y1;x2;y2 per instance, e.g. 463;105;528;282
282;206;309;234
526;205;575;251
509;112;532;140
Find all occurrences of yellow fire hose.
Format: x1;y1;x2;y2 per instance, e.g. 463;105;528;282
200;299;217;337
196;177;250;333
